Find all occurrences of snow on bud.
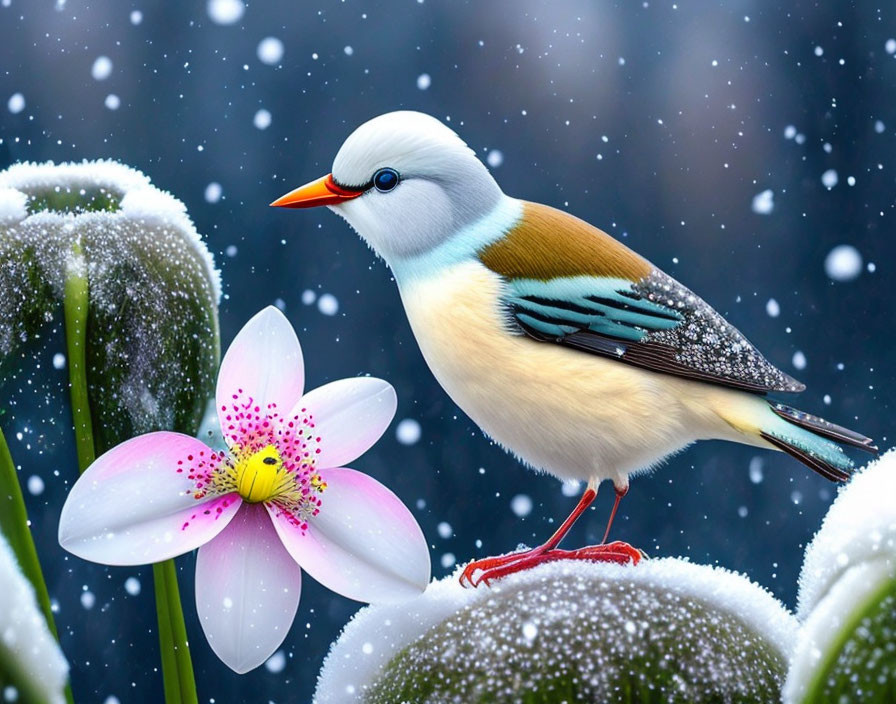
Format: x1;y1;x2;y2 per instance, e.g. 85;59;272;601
0;160;221;450
316;558;796;703
785;450;896;703
0;532;69;704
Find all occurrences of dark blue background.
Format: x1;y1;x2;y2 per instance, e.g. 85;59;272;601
1;1;891;702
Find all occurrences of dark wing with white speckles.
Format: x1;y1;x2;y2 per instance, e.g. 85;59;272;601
510;268;805;394
478;203;804;394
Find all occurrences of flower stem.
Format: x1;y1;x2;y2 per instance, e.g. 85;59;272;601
0;426;59;634
154;560;198;704
63;242;95;470
64;243;198;704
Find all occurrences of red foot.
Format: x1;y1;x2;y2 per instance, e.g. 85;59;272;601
460;541;643;588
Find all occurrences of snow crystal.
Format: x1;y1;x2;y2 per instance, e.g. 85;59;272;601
749;456;764;484
751;189;774;214
0;534;69;704
104;94;120;111
436;522;452;539
80;590;95;610
207;0;244;25
204;182;222;203
792;350;806;370
315;559;796;703
257;37;284;65
129;10;142;25
253;109;271;130
0;188;27;223
7;92;24;114
264;650;286;673
416;73;431;90
766;298;780;317
510;493;533;517
486;150;504;168
26;475;44;496
824;244;862;282
560;479;580;497
886;38;896;54
52;353;65;369
796;449;896;619
395;418;421;445
124;577;141;596
91;56;113;81
317;293;338;316
820;169;838;189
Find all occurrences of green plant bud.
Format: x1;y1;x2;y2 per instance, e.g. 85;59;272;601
785;450;896;704
317;559;797;704
0;161;221;450
0;531;69;704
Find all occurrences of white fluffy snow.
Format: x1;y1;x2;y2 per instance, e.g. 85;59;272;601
317;293;338;316
253;109;272;130
416;73;431;90
751;189;774;214
486;149;504;168
104;94;120;110
257;37;284;65
7;92;25;114
821;169;838;189
395;418;421;445
207;0;244;25
204;182;223;204
766;298;780;317
0;534;69;704
510;493;533;517
91;56;113;81
26;475;44;496
124;576;141;596
796;449;896;619
824;244;862;282
315;558;797;702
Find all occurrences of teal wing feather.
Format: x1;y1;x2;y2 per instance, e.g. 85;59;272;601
503;271;805;395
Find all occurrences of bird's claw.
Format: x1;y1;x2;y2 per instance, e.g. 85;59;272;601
459;541;643;588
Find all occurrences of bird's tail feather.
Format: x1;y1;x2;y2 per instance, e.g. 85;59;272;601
758;401;878;482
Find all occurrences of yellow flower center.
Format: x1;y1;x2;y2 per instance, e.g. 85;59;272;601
236;445;292;503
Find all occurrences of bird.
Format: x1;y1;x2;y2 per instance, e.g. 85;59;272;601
271;111;878;587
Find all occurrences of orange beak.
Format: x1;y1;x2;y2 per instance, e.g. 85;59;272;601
269;174;365;209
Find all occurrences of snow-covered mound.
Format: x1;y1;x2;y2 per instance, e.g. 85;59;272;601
0;160;221;449
796;448;896;619
785;449;896;704
0;533;69;704
316;558;797;703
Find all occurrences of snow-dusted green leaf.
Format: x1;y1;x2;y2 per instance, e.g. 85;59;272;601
785;450;896;703
0;160;221;447
0;532;69;704
316;558;797;703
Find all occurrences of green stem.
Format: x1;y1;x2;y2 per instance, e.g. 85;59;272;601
63;243;95;470
0;426;59;636
63;244;197;704
0;424;74;704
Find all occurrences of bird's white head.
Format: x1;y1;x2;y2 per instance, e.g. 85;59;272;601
271;111;504;263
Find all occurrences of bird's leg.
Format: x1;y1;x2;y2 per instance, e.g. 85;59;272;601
459;483;597;587
601;484;629;544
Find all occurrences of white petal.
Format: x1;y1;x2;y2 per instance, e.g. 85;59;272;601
295;378;396;469
195;504;302;674
268;467;429;603
216;307;304;444
59;432;241;565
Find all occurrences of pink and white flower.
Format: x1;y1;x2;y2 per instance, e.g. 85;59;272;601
58;307;431;673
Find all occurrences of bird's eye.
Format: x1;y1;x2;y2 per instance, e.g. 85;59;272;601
373;168;399;193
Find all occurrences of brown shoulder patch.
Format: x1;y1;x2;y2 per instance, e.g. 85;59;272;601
479;201;650;282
